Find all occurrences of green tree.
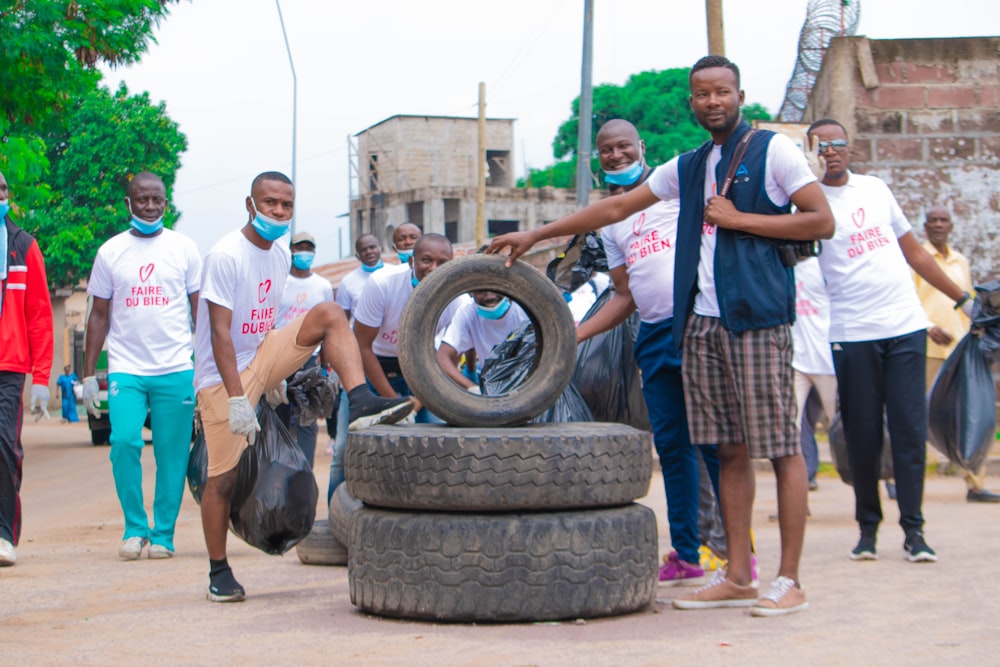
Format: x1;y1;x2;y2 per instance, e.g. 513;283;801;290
34;83;187;288
521;68;771;188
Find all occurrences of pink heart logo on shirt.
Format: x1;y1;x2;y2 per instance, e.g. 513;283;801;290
295;292;308;305
632;212;646;236
258;279;272;303
851;208;865;228
139;263;154;282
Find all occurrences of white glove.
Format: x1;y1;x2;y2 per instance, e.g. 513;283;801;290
466;385;482;395
82;376;101;418
31;385;50;421
805;135;827;180
961;298;974;318
228;396;260;445
265;380;288;408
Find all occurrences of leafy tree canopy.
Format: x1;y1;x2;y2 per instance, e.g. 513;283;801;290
522;68;771;188
0;0;184;288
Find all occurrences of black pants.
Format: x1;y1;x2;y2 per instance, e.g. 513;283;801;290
0;372;25;545
832;330;927;535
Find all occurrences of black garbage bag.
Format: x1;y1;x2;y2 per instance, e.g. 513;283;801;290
546;231;608;293
572;286;650;431
187;431;208;505
481;322;593;423
229;401;318;555
286;365;339;427
827;410;894;486
927;281;1000;472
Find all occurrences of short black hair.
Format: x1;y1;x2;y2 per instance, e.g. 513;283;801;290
251;171;293;193
689;55;740;89
413;232;451;254
806;118;847;137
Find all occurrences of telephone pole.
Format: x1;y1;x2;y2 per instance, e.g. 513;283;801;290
575;0;594;207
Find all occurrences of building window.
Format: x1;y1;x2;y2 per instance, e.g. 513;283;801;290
488;219;518;237
445;221;458;243
486;150;512;187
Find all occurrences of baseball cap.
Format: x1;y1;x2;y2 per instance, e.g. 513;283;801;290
291;231;316;246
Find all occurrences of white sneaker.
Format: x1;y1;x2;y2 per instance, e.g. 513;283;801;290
118;536;148;560
0;538;16;566
148;544;174;559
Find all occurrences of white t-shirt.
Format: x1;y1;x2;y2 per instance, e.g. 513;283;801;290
647;132;816;317
566;272;610;324
87;229;202;376
354;267;467;357
336;263;406;316
193;229;291;392
602;197;680;324
817;172;929;342
791;257;835;375
276;273;334;328
441;299;530;362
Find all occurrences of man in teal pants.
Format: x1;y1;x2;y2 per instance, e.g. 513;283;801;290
83;172;202;561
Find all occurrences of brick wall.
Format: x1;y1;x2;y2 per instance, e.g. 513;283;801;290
807;36;1000;281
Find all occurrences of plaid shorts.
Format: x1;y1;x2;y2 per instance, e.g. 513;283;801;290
681;314;799;459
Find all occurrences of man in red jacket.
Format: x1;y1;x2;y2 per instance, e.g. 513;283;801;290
0;170;54;567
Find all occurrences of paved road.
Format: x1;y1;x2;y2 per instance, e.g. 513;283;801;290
3;419;999;666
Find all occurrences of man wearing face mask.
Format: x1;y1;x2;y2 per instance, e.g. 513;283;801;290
0;170;54;567
194;172;413;602
354;233;467;422
273;231;334;468
83;171;202;562
436;290;529;392
391;222;422;265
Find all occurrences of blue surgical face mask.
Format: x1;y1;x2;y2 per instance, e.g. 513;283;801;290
126;198;164;235
0;200;9;218
249;199;291;242
292;251;315;270
361;259;384;273
477;296;512;320
397;249;413;263
604;160;645;186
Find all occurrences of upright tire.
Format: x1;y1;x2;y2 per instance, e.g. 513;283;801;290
397;254;576;427
328;481;363;546
346;422;652;511
348;504;658;622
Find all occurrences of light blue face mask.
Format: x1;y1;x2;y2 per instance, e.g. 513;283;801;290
477;296;512;320
292;251;315;270
130;215;164;235
411;271;419;288
397;249;414;263
604;161;645;186
362;259;384;273
249;199;291;242
0;200;9;218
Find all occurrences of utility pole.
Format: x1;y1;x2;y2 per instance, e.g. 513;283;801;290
476;82;486;248
275;0;298;235
575;0;594;208
706;0;725;56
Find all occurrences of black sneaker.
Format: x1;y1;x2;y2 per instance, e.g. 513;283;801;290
347;388;414;431
903;531;938;563
850;533;878;561
207;570;246;603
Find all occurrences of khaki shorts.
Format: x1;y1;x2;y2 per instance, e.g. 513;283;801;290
198;315;316;476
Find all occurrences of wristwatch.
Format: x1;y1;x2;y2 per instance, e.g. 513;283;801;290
954;292;972;310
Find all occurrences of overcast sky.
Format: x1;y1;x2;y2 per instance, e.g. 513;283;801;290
100;0;993;265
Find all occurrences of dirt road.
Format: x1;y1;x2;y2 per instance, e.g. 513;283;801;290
3;419;999;666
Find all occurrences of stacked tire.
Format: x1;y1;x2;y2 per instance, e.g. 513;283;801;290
343;423;658;622
340;254;660;622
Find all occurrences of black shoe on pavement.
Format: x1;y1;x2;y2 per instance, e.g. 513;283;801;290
967;488;1000;503
207;568;246;603
903;531;938;563
850;533;878;561
347;386;414;431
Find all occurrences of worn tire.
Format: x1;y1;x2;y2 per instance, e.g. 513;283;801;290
397;254;576;427
348;504;658;622
346;422;652;511
295;519;348;566
328;481;363;546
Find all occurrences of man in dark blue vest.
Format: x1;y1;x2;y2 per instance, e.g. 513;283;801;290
487;55;833;617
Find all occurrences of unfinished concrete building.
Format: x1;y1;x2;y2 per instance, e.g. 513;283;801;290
805;35;1000;281
347;114;594;250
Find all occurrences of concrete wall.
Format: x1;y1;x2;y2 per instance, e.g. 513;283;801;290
806;36;1000;281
